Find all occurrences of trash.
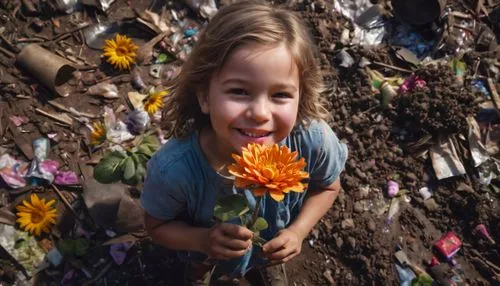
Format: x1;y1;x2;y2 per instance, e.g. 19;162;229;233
183;0;218;19
149;64;162;78
418;187;432;200
0;154;29;188
9;115;29;127
136;32;170;65
473;224;496;244
333;0;387;45
16;44;77;97
467;116;490;167
398;74;426;94
85;82;119;99
0;224;46;276
387;180;399;197
103;106;134;144
35;108;74;126
471;79;490;97
45;248;64;267
109;242;133;265
392;0;446;25
127;91;148;110
80;0;116;11
54;171;79;185
54;0;79;14
434;232;462;260
388;24;436;58
450;59;466;85
394;249;430;277
429;137;466;180
336;49;355;68
382;197;400;233
395;263;416;286
125;110;150;135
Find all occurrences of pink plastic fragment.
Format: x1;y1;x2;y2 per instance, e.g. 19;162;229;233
39;160;60;175
109;242;133;265
473;224;496;244
55;171;79;185
387;180;399;197
9;115;29;127
0;154;29;188
398;74;426;94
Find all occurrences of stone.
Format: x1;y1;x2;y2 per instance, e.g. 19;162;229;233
341;218;355;229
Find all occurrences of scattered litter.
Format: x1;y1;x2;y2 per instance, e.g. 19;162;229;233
473;224;496;244
109;242;133;265
86;82;119;99
429;137;466;180
434;232;462;260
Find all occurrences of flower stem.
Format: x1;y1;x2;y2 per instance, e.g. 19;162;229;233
250;196;263;228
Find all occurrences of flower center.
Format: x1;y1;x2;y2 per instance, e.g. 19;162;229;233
116;46;128;57
31;210;44;224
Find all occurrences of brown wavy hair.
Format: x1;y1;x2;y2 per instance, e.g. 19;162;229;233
163;1;329;138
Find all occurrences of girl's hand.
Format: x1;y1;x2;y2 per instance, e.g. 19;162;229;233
261;228;303;263
202;223;253;260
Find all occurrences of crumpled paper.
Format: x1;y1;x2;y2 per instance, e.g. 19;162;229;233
430;137;466;180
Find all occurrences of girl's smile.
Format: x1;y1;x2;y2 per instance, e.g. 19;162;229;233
198;43;300;166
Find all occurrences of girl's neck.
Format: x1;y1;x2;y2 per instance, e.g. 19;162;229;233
199;127;233;176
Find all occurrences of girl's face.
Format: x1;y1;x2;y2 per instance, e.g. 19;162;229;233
198;43;300;158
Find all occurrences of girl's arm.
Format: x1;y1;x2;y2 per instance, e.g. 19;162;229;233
262;178;341;262
145;214;254;259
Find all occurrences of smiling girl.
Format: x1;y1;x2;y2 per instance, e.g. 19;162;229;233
141;2;348;285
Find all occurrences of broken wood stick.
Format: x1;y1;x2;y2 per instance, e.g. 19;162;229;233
35;108;73;126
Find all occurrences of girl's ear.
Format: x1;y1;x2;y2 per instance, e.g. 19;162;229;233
196;91;210;114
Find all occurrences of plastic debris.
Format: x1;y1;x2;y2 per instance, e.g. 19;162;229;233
467;117;490;167
418;187;432;200
109;242;133;265
388;24;435;58
434;232;462;260
471;79;490;97
336;49;355;68
0;154;29;188
395;263;416;286
473;224;496;244
398;74;426;94
429;137;466;180
86;82;119;99
54;171;79;185
0;224;46;276
334;0;387;45
103;107;134;144
125;110;150;135
9;115;29;127
183;0;218;19
45;248;64;267
80;0;116;11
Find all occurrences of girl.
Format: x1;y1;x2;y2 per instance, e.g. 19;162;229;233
141;1;348;285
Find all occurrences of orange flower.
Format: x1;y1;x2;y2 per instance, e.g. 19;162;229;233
228;143;309;202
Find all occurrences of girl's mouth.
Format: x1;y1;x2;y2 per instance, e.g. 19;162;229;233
236;129;272;138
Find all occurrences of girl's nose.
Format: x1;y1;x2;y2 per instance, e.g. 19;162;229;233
246;96;271;123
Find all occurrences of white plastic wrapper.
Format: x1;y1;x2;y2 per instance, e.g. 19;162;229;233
333;0;387;45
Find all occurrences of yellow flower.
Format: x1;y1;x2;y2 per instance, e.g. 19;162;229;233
89;121;106;146
228;143;309;202
16;194;57;236
144;90;167;115
102;34;138;70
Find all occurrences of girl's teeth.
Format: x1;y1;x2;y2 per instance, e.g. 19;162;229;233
240;130;269;137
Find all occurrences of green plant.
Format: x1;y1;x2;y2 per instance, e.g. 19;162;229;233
93;135;160;185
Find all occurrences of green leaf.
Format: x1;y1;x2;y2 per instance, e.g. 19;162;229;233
137;144;154;157
73;239;89;257
213;194;249;222
58;239;74;256
141;135;160;149
122;157;136;181
94;151;126;184
250;217;268;232
155;53;169;64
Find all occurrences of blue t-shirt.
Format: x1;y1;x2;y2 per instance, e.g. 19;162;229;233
140;119;347;275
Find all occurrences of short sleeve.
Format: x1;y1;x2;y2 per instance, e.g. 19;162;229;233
140;156;187;221
308;122;348;189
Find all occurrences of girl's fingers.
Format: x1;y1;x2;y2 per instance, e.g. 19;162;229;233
262;235;290;253
212;245;248;259
220;223;253;240
220;236;251;251
267;246;297;261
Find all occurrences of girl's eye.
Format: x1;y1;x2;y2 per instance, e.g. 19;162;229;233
228;88;248;95
273;92;293;99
